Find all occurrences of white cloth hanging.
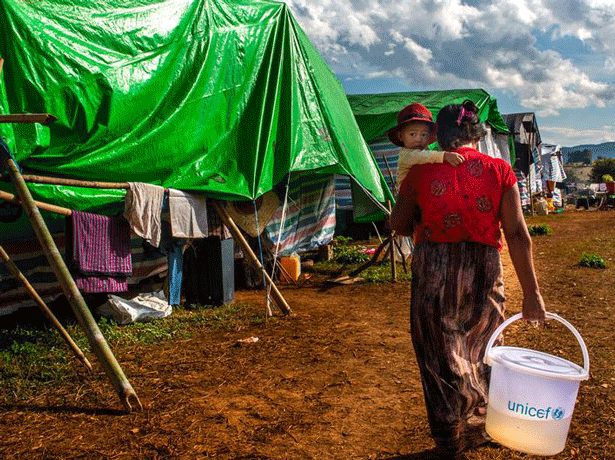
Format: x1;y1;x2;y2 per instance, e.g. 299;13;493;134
124;182;165;247
168;189;208;238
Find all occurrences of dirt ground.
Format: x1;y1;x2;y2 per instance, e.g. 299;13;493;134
1;210;614;460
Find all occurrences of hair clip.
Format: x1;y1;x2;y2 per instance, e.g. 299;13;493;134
457;107;474;125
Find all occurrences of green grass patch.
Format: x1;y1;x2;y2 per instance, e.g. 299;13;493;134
579;252;607;269
0;302;268;401
528;223;553;236
361;264;412;283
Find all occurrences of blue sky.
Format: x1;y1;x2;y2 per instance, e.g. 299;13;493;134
287;0;615;148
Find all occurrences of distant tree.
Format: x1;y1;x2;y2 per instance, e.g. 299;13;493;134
567;149;593;165
590;159;615;183
564;170;579;184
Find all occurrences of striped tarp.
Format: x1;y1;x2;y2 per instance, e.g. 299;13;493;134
336;136;399;211
0;233;167;315
265;175;336;256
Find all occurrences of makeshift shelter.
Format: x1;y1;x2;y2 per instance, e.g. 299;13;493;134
535;143;567;207
503;113;542;210
0;0;393;315
336;89;513;226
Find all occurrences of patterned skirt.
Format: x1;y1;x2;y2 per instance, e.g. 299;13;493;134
410;242;506;455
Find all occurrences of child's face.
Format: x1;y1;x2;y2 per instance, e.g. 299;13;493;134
397;121;431;149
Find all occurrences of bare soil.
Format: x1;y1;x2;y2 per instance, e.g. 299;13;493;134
1;209;614;460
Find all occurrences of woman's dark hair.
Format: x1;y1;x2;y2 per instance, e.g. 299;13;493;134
436;100;487;150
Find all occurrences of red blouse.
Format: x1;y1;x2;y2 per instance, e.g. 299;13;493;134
399;147;517;250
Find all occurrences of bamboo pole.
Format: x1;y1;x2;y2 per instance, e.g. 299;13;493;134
212;201;291;315
0;114;58;125
0;173;128;189
382;153;398;197
349;234;392;277
0;189;72;216
0;152;142;412
0;245;92;372
388;202;396;282
391;235;409;274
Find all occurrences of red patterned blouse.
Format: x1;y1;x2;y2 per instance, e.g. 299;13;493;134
398;146;517;250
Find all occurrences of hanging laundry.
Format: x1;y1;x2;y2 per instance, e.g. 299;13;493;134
168;189;208;238
67;211;132;293
124;182;165;247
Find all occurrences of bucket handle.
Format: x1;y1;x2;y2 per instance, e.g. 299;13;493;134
484;312;590;378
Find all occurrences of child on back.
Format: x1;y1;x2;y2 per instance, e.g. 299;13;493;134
388;102;465;188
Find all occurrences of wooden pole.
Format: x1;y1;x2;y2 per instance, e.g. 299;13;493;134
0;245;92;372
391;235;409;274
381;153;398;197
212;201;291;315
0;173;129;189
0;189;72;216
388;202;396;282
0;114;58;125
0;152;142;412
349;234;392;277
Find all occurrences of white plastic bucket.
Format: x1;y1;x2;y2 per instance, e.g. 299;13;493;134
484;312;589;456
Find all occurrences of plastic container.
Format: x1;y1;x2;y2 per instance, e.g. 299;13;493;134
279;255;301;282
484;313;589;456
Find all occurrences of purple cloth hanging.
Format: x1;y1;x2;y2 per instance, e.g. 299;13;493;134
68;211;132;293
71;211;132;275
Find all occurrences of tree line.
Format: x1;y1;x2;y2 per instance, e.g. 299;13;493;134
565;149;615;183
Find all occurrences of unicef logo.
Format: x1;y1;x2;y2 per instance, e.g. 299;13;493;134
552;407;565;420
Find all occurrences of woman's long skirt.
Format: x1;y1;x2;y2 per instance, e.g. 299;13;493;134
410;242;506;455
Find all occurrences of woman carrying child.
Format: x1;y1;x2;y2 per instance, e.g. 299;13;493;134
389;100;546;459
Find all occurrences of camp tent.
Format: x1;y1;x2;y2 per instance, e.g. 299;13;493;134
336;89;513;227
0;0;391;215
0;0;393;313
503;112;543;210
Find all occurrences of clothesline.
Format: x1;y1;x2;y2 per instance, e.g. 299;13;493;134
0;174;292;315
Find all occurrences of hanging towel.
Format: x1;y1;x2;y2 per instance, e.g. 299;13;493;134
168;189;208;238
67;211;132;293
71;211;132;275
124;182;165;247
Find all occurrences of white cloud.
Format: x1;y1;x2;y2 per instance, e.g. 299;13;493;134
541;125;615;143
286;0;615;116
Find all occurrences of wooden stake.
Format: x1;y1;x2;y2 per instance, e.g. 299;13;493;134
388;202;396;282
349;234;392;277
0;152;142;412
0;113;58;125
212;201;291;315
0;245;92;372
0;173;129;189
0;189;72;216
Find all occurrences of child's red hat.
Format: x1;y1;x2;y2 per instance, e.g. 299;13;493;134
387;102;437;147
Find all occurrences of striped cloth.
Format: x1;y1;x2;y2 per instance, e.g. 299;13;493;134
0;233;168;315
335;136;399;210
67;211;132;293
71;211;132;276
265;175;336;256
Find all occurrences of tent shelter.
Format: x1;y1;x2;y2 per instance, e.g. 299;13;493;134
336;89;513;231
503;113;542;210
0;0;393;310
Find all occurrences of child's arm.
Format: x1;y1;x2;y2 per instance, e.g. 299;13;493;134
397;149;464;187
443;151;465;166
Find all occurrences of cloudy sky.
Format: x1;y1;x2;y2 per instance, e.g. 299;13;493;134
287;0;615;148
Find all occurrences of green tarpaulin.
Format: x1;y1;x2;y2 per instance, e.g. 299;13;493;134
347;89;514;164
0;0;392;219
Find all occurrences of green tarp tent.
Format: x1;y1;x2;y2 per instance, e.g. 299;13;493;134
0;0;392;230
347;89;514;164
